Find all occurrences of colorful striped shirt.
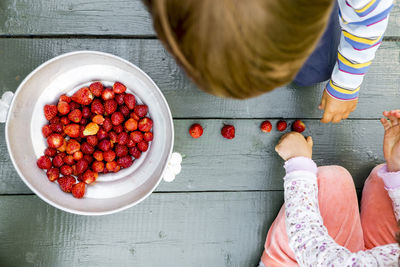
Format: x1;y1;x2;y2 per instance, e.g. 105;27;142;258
326;0;394;100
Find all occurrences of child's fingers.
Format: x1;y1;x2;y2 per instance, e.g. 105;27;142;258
319;96;326;110
387;111;399;126
306;136;313;147
321;112;333;123
380;118;391;130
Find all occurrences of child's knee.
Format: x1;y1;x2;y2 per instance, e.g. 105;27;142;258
317;165;354;188
364;164;386;186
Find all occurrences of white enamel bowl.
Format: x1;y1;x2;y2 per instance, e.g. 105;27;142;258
5;51;174;215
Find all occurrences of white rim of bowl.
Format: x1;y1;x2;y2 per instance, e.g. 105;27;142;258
5;50;174;216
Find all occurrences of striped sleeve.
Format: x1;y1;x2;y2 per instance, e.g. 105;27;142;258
326;0;393;100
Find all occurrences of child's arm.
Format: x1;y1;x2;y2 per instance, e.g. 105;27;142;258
275;132;399;266
320;0;394;123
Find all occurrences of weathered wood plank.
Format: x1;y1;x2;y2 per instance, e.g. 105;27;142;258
0;39;399;119
0;0;399;37
0;0;154;36
0;119;385;194
0;192;282;267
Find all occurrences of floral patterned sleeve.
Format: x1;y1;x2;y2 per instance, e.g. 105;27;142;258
284;159;399;266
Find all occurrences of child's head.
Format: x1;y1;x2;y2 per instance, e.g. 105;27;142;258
145;0;334;99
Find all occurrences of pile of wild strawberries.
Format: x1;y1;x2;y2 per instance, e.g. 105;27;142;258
189;120;306;139
36;81;153;199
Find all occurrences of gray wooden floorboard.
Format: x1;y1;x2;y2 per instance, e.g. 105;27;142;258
0;192;283;267
0;39;399;119
0;0;399;37
0;119;385;194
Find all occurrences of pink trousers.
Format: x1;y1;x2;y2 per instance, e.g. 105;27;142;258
261;165;398;266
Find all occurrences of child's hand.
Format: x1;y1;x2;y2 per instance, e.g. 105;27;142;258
275;132;313;161
319;90;358;123
381;110;400;172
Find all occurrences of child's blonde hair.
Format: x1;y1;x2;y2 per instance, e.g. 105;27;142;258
144;0;334;99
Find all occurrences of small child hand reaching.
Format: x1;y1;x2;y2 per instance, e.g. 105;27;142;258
275;132;313;161
381;110;400;172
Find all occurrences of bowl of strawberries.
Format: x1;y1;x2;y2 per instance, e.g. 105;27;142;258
5;51;174;215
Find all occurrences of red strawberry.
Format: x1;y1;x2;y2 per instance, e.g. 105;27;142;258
57;101;70;115
93;151;104;161
221;125;235;139
109;131;118;143
130;112;140;121
111;112;124;125
46;168;59;182
106;161;120;173
129;146;141;159
72;182;86;198
113;125;123;134
115;144;128;158
69;101;81;111
58;175;76;193
81;142;95;155
134;105;148;118
83;155;94;164
80;118;88;125
126;138;136;148
115;93;125;105
73;151;83;161
76;159;89;174
52;154;65;168
137;141;149;152
49;122;63;133
82;107;91;118
63;155;75;165
113;82;127;94
277;120;287;132
57;139;67;152
124;94;136;110
44;147;57;157
72;87;94;105
103;150;116;162
92;161;105;173
125;118;138;131
117;132;129;145
138;117;153;132
189;124;203;138
64;124;81;138
92;115;105;125
91;99;104;115
42;125;53;137
47;133;64;148
98;139;111;152
102;117;113;132
68;109;82;123
143;132;153;142
119;105;130;117
117;156;133;168
37;156;52;169
102;88;115;101
60;165;73;176
260;120;272;133
59;94;71;103
60;116;71;125
44;104;57;121
89;82;104;97
97;129;109;140
49;116;60;124
130;131;143;143
66;139;80;155
86;135;98;147
292;120;306;133
82;170;98;184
